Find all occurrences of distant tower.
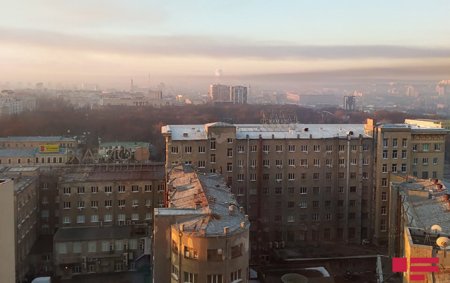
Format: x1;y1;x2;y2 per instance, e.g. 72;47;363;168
343;96;356;111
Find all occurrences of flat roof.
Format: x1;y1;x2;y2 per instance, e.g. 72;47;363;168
0;148;37;157
162;123;370;140
0;136;76;142
60;167;165;183
99;142;150;148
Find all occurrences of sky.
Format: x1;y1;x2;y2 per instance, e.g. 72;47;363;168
1;0;450;88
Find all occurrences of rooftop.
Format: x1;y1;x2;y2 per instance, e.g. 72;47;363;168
60;166;165;183
162;123;370;140
0;148;38;157
0;136;76;142
99;141;150;148
393;177;450;233
158;165;249;237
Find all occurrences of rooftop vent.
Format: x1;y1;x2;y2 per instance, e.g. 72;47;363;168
183;133;188;137
304;128;309;132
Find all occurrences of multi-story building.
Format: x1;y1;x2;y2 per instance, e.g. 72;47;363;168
53;163;165;278
365;119;448;245
230;85;247;104
0;168;39;282
387;176;450;282
153;165;250;283
0;136;77;149
162;122;374;252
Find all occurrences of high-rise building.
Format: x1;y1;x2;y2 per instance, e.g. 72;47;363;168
153;165;250;283
230;86;247;104
209;84;231;103
364;119;448;245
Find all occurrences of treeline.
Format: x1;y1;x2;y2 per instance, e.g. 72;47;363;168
0;98;424;160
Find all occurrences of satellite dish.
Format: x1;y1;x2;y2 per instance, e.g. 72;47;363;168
431;225;443;233
436;237;450;248
436;236;450;257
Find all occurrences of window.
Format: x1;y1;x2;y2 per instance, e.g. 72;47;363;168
338;186;344;193
313;187;320;195
312;213;319;221
230;270;242;282
363;158;369;165
300;187;307;194
326;172;332;179
299;201;307;208
275;187;282;194
339;158;345;167
381;206;387;215
402;150;407;159
227;138;233;143
91;215;99;223
423;143;429;152
287;215;295;223
351;145;357;151
63;187;71;194
57;243;67;254
351;158;357;165
339;145;345;152
76;215;85;223
184;246;198;259
276;145;283;152
63;202;71;209
350;186;357;193
288;145;295;152
313;159;320;167
275;173;282;181
433;171;437;178
77;201;85;209
363;143;369;151
250;173;256;181
101;241;110;252
263;145;270;152
104;214;112;222
362;172;368;179
198;146;206;153
392;150;397;159
118;185;125;193
435;143;441;151
237;145;245;153
184;146;192;153
383;138;388;147
104;186;112;193
63;216;70;224
391;164;397;173
91;186;98;193
382;164;387;173
145;213;152;220
231;244;243;258
382;150;388;159
301;145;308;152
402;138;407;147
210;154;216;163
144;185;152;192
132;199;139;207
313;145;320;152
313;201;319;208
287;201;295;208
198;160;206;168
207;249;223;261
338;172;344;179
250;145;257;152
288;159;295;166
413;158;418;165
392;138;398;147
381;192;387;201
326;213;332;221
237;174;244;181
312;173;319;180
210;138;216;150
422;171;429;179
433;157;438;165
276;159;283;167
326;145;333;152
412;144;418;151
382;178;387;187
226;163;233;172
300;159;308;167
171;146;179;154
423;158;429;165
227;148;233;157
401;163;407;173
88;241;96;253
118;199;126;207
105;200;112;207
207;275;223;283
381;219;387;232
326;159;332;167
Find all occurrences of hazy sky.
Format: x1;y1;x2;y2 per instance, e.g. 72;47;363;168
1;0;450;88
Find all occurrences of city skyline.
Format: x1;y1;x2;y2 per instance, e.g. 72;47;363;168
1;1;450;87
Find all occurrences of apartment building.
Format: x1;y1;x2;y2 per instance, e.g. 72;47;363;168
53;163;165;278
153;165;250;283
0;136;77;149
365;119;448;245
162;122;374;252
0;168;39;282
387;176;450;282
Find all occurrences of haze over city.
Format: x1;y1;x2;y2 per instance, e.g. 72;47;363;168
1;0;450;89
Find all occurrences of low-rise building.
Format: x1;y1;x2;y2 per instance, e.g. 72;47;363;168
98;142;150;163
153;165;250;283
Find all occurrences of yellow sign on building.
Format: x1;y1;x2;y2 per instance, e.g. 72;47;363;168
39;144;60;153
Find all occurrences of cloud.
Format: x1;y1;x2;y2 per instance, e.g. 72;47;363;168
1;27;450;60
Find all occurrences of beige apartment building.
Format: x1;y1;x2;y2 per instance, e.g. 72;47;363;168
0;169;39;283
53;163;165;278
162;122;375;253
365;119;448;245
153;165;250;283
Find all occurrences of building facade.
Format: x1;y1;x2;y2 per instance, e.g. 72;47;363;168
153;165;250;283
53;163;165;278
365;119;448;245
162;122;375;255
